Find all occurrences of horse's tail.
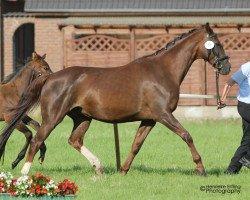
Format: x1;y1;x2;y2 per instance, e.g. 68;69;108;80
0;74;49;160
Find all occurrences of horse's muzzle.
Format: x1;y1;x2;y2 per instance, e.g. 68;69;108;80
219;64;231;75
218;59;231;75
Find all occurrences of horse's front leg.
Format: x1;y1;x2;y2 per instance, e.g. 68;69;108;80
121;120;156;174
22;115;47;164
157;111;206;176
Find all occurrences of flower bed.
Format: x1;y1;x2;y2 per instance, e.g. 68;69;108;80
0;172;78;199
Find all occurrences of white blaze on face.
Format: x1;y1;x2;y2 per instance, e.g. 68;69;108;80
80;146;101;170
21;162;32;175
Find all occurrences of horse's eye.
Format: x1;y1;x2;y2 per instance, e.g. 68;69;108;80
44;66;48;70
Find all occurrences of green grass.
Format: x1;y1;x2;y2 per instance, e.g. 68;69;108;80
1;117;250;200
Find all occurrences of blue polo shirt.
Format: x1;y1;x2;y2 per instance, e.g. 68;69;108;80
231;62;250;104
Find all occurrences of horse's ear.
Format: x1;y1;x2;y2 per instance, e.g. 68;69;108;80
32;52;38;60
41;54;46;59
205;23;214;35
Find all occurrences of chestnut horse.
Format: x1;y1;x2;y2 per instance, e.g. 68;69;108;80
0;24;231;176
0;52;52;168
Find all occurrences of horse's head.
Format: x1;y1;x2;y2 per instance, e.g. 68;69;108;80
199;23;231;75
30;52;53;79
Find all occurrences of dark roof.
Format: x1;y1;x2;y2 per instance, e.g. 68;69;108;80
24;0;250;13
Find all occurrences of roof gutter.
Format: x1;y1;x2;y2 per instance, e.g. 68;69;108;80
22;11;250;18
24;8;250;13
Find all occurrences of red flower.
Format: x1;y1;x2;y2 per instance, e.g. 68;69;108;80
35;173;44;179
45;176;50;182
35;185;40;190
41;188;48;195
12;178;18;184
57;179;78;195
29;187;35;193
55;188;61;193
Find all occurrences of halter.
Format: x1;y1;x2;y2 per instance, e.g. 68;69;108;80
206;33;230;70
205;33;229;108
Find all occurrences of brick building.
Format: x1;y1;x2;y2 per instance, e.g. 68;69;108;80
1;0;250;106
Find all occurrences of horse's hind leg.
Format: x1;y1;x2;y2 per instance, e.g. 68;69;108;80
21;122;57;175
158;112;206;176
21;102;70;175
121;120;156;174
67;110;103;175
22;115;47;164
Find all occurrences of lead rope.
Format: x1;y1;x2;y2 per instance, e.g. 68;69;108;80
216;70;226;109
216;70;221;105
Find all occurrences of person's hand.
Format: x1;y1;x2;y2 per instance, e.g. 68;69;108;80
217;101;226;110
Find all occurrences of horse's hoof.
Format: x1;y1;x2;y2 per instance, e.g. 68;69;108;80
195;168;207;177
12;162;18;169
95;166;104;176
120;167;128;175
38;156;45;164
121;171;127;175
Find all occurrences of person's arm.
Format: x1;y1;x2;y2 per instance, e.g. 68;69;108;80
218;78;236;109
221;78;236;102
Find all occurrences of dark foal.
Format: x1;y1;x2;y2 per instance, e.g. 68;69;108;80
0;52;52;168
0;24;231;176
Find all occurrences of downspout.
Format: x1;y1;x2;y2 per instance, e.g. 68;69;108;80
0;0;3;81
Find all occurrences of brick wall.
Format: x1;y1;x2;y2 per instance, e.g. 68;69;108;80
35;18;63;72
3;17;63;76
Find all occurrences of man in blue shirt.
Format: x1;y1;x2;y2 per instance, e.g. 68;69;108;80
220;62;250;174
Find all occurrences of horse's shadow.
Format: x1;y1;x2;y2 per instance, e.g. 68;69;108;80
43;164;225;176
131;165;225;176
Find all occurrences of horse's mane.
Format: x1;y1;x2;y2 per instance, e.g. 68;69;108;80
1;57;32;84
136;27;202;62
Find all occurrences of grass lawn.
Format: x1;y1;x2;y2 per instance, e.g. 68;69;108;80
1;117;250;200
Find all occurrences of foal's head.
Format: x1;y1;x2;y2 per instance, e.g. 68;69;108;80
198;23;231;75
28;52;53;79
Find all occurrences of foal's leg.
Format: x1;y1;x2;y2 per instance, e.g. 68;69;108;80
121;120;156;174
22;115;47;164
4;114;33;169
68;113;103;175
158;112;206;176
22;115;40;130
12;123;33;169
